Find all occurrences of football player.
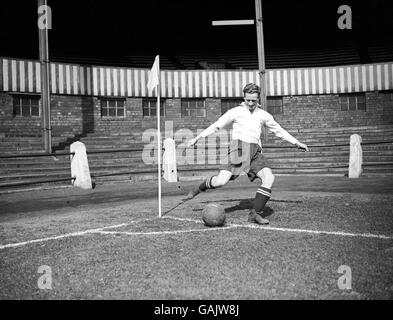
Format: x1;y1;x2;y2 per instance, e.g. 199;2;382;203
185;83;309;224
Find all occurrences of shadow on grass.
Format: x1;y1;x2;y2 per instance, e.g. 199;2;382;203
196;198;278;218
223;198;275;218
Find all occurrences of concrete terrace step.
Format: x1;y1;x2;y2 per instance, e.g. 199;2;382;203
1;125;392;187
93;174;157;183
72;125;393;135
268;134;393;142
90;124;393;132
0;159;362;174
0;166;155;181
0;167;71;175
2;129;389;153
5;125;392;139
81;146;144;152
0;137;43;142
0;142;43;148
176;165;349;174
54;137;393;146
2;157;391;174
76;131;393;140
1;165;390;187
84;132;143;137
0;160;154;172
0;172;72;183
268;137;393;144
0;154;138;165
0;160;356;177
93;163;393;182
0;161;69;170
276;123;393;130
80;143;392;153
293;124;393;133
1;142;391;156
0;140;44;145
81;128;393;137
1;148;392;167
75;137;393;148
94;167;392;183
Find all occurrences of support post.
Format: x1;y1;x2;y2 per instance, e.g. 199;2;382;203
38;0;52;153
348;134;362;178
255;0;268;143
70;142;92;189
162;138;178;183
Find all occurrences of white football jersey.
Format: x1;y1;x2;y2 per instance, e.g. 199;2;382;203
200;103;299;146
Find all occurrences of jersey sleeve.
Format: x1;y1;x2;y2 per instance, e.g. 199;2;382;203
263;113;299;145
199;109;235;138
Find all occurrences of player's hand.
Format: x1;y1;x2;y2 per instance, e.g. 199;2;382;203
186;137;198;148
296;142;309;152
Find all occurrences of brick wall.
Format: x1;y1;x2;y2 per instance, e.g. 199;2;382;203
275;92;393;130
138;98;222;133
51;95;95;136
0;92;42;138
0;91;392;151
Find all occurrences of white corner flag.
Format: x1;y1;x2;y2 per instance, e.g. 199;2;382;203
147;55;160;92
148;55;162;217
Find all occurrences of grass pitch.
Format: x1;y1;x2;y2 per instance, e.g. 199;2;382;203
0;176;392;299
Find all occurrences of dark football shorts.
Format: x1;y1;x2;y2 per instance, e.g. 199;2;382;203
219;139;272;182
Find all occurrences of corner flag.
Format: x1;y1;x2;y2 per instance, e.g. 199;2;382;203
147;55;159;92
148;55;162;218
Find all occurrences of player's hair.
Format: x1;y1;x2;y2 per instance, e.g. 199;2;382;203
243;83;260;96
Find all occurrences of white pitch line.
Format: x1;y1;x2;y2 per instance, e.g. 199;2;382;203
0;217;166;250
235;224;393;240
2;215;392;250
0;217;167;250
95;225;239;236
0;223;129;250
165;216;393;240
163;216;201;224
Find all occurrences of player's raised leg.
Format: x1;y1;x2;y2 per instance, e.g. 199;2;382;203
248;167;275;224
186;170;232;199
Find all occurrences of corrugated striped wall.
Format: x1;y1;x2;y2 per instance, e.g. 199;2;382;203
1;58;393;97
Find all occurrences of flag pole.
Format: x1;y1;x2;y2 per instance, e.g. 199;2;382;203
156;56;162;218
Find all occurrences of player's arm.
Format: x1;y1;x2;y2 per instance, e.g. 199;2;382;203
186;111;235;148
185;123;219;148
263;114;309;152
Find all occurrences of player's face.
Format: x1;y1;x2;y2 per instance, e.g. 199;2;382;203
244;93;259;111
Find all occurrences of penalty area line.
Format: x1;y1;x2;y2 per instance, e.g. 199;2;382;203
165;216;393;240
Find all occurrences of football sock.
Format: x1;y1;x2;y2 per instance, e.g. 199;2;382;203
199;176;216;191
253;186;271;212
